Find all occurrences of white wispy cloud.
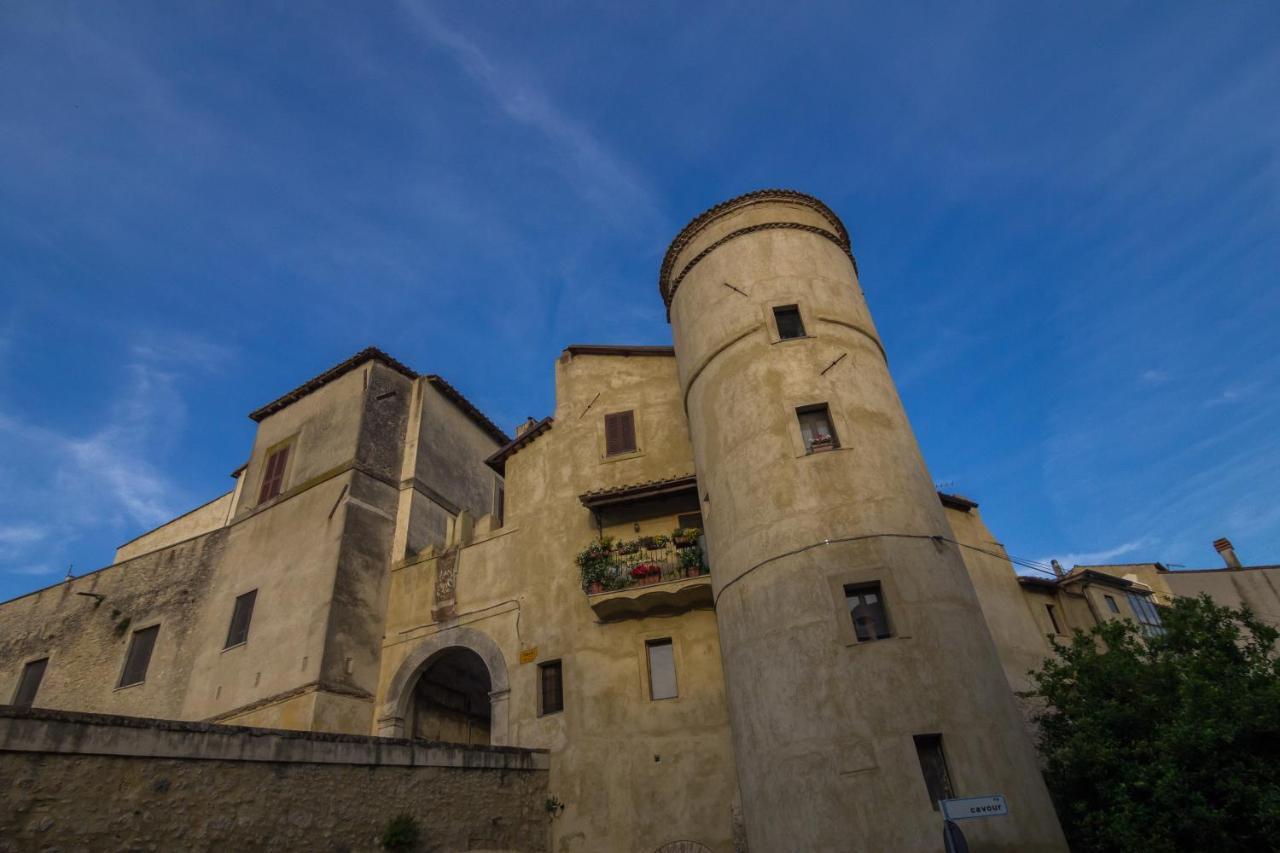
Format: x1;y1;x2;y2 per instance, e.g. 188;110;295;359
1036;539;1150;570
396;1;665;233
0;332;233;578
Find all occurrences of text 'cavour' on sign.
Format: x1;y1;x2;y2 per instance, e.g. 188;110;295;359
940;795;1008;821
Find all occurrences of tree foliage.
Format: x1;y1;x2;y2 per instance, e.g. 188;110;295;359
1026;594;1280;852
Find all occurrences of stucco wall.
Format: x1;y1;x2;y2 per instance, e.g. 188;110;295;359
377;351;740;853
1164;566;1280;627
0;706;548;853
0;531;224;718
114;490;234;563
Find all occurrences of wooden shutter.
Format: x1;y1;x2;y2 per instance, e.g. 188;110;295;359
539;661;563;715
14;658;48;708
119;626;160;687
604;411;636;456
258;445;290;502
225;590;258;648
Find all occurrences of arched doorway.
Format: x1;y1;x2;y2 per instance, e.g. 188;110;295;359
377;626;511;745
409;647;492;745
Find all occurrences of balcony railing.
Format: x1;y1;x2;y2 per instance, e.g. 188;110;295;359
577;534;708;595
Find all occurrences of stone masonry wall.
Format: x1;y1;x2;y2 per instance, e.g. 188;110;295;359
0;707;549;853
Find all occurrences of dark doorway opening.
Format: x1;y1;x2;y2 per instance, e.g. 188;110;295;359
410;647;492;745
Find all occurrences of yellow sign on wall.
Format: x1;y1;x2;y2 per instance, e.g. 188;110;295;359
518;647;538;664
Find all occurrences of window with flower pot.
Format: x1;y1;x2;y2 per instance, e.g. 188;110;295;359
797;404;839;453
845;582;891;641
646;639;678;700
539;660;563;716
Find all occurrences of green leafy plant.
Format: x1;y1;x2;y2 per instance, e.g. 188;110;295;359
378;813;421;850
544;795;565;818
576;538;614;592
639;534;669;550
1024;595;1280;853
679;545;704;572
672;527;701;547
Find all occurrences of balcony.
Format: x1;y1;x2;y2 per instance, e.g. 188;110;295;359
577;534;712;621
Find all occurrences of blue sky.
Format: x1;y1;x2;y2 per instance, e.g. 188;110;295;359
1;2;1277;601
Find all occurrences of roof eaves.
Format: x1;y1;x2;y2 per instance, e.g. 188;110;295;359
938;492;978;512
579;474;698;509
249;347;417;422
424;374;511;446
485;417;554;475
563;344;676;358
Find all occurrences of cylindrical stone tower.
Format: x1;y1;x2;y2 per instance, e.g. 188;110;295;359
660;190;1067;852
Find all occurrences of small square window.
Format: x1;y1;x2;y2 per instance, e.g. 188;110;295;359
539;660;563;716
119;625;160;688
774;305;806;340
604;411;637;456
224;590;258;649
646;639;678;700
1104;594;1119;614
13;658;48;708
258;443;291;503
797;404;839;453
845;582;891;641
677;512;703;533
913;734;955;810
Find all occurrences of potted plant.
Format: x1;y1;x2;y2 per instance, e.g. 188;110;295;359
672;527;701;548
639;534;670;550
615;539;640;555
809;433;834;452
631;562;662;586
577;538;614;593
679;545;704;578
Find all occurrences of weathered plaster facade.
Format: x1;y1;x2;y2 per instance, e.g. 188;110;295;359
1;190;1271;852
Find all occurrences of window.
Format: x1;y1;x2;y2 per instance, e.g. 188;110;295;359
224;590;258;649
913;734;955;810
493;479;505;528
646;639;678;700
258;444;291;503
844;582;891;641
604;411;637;456
1126;592;1166;637
677;512;703;532
797;404;838;453
1104;594;1120;614
539;660;563;716
1045;604;1062;634
13;658;48;708
118;625;160;688
773;305;806;340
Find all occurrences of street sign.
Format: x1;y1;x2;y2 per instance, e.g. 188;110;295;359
940;795;1008;821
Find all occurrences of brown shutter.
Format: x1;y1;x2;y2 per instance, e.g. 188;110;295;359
225;590;258;648
605;411;636;456
119;625;160;687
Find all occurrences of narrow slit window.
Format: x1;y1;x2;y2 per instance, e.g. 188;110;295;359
539;660;563;716
774;305;807;340
604;410;637;456
913;734;955;810
493;478;506;528
646;639;678;700
13;658;48;708
224;590;258;649
797;405;838;453
258;444;291;503
1046;604;1062;634
119;625;160;688
845;582;891;641
1104;594;1120;614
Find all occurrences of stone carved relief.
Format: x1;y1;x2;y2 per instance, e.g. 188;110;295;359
655;843;712;853
432;547;458;620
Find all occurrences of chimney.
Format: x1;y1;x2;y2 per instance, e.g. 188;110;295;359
1213;537;1242;569
515;417;538;438
1050;559;1066;579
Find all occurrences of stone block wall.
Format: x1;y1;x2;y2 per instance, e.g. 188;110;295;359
0;706;549;853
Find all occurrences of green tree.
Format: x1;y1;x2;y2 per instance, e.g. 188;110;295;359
1025;595;1280;852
